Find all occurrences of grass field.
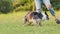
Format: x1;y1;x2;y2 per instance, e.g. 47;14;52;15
0;11;60;34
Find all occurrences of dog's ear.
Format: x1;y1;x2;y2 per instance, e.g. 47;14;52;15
45;11;49;20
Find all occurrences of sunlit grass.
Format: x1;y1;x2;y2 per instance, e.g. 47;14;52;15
0;11;60;34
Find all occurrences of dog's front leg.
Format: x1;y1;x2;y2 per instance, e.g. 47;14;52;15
39;20;42;26
32;19;37;26
23;18;29;26
36;19;42;26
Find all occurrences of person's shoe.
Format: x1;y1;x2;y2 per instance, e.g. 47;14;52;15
37;12;43;19
55;19;60;24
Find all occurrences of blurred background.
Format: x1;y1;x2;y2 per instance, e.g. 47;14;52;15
0;0;60;34
0;0;60;14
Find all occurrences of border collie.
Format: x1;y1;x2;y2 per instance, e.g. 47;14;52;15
23;11;49;26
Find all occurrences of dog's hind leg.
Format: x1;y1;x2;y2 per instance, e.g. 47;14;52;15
45;11;49;20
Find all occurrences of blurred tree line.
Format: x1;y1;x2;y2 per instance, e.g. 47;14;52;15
0;0;60;14
14;0;60;11
0;0;13;14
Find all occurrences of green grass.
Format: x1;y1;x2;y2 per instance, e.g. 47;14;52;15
0;11;60;34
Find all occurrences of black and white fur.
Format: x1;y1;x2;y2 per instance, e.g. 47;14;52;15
23;11;49;26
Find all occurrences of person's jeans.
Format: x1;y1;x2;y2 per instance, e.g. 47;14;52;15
35;0;55;16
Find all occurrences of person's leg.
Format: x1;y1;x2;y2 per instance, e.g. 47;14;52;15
43;0;60;24
34;0;43;19
34;0;42;13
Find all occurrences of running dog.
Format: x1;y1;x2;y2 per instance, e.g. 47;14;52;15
23;11;49;26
